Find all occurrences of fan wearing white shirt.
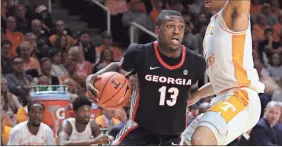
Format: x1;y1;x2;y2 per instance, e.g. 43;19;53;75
7;102;55;145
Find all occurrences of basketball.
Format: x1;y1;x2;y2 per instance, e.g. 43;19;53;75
93;72;131;110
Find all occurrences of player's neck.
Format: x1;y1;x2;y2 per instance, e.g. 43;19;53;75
27;121;40;135
75;119;87;132
158;43;181;58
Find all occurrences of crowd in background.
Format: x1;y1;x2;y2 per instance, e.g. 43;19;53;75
1;0;282;145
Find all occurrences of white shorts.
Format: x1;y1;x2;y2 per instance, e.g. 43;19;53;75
181;87;261;145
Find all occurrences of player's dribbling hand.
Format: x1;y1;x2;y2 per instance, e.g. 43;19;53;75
92;134;112;145
86;74;101;103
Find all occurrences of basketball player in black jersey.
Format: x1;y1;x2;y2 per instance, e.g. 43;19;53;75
86;10;206;145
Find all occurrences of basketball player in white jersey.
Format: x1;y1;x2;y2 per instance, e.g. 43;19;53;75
7;102;56;145
57;96;111;145
181;0;265;145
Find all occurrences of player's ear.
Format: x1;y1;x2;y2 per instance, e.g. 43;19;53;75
155;26;160;36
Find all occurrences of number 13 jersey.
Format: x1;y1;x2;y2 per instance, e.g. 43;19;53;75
121;41;206;135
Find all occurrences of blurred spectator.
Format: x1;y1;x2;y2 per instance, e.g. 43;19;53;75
94;49;115;73
1;78;22;114
1;40;13;75
254;60;279;96
105;0;128;15
5;16;25;57
1;0;8;29
5;56;34;106
59;57;85;95
7;102;56;145
18;41;41;74
49;49;68;78
15;105;28;124
24;32;38;58
272;77;282;102
193;12;209;33
62;79;78;102
76;30;98;64
187;0;203;16
96;109;120;129
273;12;282;41
14;4;30;34
39;57;60;85
258;28;280;58
34;5;53;31
270;0;281;18
248;101;282;145
30;19;51;59
121;0;154;42
1;112;12;145
183;21;198;53
96;32;123;62
149;0;163;23
250;0;262;16
195;24;207;55
108;108;129;138
69;46;92;76
54;34;71;63
259;3;277;26
266;53;282;81
253;14;271;42
49;20;76;47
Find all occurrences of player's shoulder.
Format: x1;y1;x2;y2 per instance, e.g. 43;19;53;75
40;122;53;131
128;42;153;51
10;121;26;133
184;46;205;62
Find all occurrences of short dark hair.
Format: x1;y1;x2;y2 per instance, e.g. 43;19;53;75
156;9;183;26
27;102;45;112
40;57;51;66
77;30;90;38
1;40;12;47
72;96;92;111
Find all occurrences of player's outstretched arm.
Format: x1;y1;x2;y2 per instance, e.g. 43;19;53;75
57;120;111;146
187;82;214;106
222;0;250;32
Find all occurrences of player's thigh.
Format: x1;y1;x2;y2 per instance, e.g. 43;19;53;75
180;113;204;145
197;88;261;145
112;125;152;146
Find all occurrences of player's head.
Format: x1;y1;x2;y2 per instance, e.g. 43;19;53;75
72;96;92;125
27;102;45;127
264;101;281;126
204;0;228;12
155;10;185;51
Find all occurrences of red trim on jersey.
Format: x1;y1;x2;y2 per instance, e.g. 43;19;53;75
153;41;186;70
131;79;140;121
111;126;138;145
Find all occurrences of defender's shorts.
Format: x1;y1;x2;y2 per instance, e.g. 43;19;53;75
181;87;261;145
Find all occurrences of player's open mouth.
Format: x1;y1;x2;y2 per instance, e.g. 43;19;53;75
171;38;179;44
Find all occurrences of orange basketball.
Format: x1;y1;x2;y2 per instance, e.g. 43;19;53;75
93;72;131;110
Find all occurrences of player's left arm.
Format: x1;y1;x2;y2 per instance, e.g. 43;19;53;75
222;0;250;32
90;120;101;138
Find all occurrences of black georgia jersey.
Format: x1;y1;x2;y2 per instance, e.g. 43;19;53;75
121;41;206;135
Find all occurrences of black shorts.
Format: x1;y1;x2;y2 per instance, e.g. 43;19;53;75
111;125;181;146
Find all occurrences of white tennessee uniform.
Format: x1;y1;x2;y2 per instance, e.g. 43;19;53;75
7;121;56;145
181;9;265;145
67;118;93;141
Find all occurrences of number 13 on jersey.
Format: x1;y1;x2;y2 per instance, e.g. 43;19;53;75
158;86;179;107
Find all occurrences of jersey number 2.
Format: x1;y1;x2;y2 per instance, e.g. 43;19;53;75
158;86;179;106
